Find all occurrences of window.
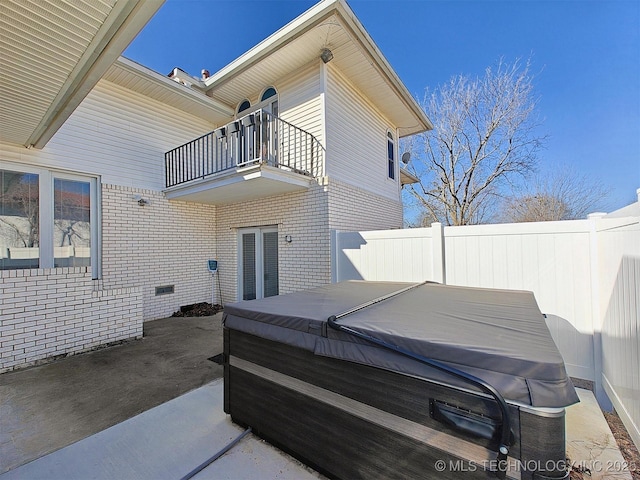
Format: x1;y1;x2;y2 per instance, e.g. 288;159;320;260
0;170;40;269
259;86;278;116
387;131;395;180
261;87;277;102
237;99;251;114
54;178;91;268
0;164;99;276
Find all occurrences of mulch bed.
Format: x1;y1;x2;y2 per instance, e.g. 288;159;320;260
171;302;223;317
603;411;640;480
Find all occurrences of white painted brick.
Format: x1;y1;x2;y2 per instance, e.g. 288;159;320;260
2;151;400;374
1;328;24;336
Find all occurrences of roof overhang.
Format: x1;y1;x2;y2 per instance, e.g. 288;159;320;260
0;0;165;149
400;167;420;186
103;57;234;123
202;0;432;138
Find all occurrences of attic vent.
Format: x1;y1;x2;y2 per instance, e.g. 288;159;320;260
155;285;175;296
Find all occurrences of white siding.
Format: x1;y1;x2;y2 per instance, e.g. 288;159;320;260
278;64;323;145
325;66;400;201
0;79;215;190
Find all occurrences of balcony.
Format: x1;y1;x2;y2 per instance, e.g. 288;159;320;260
164;110;323;205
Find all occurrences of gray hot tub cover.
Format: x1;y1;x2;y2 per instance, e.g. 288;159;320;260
223;281;579;408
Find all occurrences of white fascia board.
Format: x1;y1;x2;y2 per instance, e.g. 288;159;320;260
202;0;341;90
204;0;432;135
333;0;433;134
29;0;166;149
114;57;234;116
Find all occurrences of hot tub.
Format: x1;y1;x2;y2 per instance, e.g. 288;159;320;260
222;281;578;479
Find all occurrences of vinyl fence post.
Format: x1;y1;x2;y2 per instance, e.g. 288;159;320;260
331;230;339;283
587;212;612;410
431;222;445;284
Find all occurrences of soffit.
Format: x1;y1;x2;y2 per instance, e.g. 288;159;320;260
0;0;163;148
204;2;432;137
103;58;234;123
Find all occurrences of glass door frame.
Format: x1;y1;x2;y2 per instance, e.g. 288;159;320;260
237;225;278;301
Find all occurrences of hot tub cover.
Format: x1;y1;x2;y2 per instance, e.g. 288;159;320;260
223;281;579;408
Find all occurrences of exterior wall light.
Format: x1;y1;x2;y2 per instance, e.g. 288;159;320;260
320;48;333;64
285;235;293;243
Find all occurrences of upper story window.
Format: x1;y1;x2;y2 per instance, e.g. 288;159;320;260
387;131;395;180
0;164;99;277
258;86;278;116
261;87;277;102
237;99;251;114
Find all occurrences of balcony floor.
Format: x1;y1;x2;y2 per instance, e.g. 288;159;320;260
164;164;313;205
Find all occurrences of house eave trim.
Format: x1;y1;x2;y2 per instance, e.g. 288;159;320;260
113;57;235;116
27;0;165;149
201;0;432;134
333;1;433;134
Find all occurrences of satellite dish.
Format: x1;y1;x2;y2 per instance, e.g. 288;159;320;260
401;152;411;165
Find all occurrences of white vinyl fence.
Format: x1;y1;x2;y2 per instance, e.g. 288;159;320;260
331;214;640;448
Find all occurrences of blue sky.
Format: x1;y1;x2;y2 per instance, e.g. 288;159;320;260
125;0;640;211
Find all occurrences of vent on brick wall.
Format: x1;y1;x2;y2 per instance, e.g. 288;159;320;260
155;285;175;296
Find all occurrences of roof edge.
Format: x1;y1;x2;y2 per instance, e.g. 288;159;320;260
113;57;234;116
28;0;165;149
334;0;433;134
202;0;340;90
202;0;432;135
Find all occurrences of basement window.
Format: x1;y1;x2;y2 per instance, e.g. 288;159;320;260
155;285;175;296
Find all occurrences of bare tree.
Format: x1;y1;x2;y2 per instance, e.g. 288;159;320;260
405;58;545;226
499;166;610;222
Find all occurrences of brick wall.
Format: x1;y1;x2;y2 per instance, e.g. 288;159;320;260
0;267;142;373
0;184;218;372
101;184;217;320
1;178;402;372
328;178;403;231
215;181;331;302
215;178;402;303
